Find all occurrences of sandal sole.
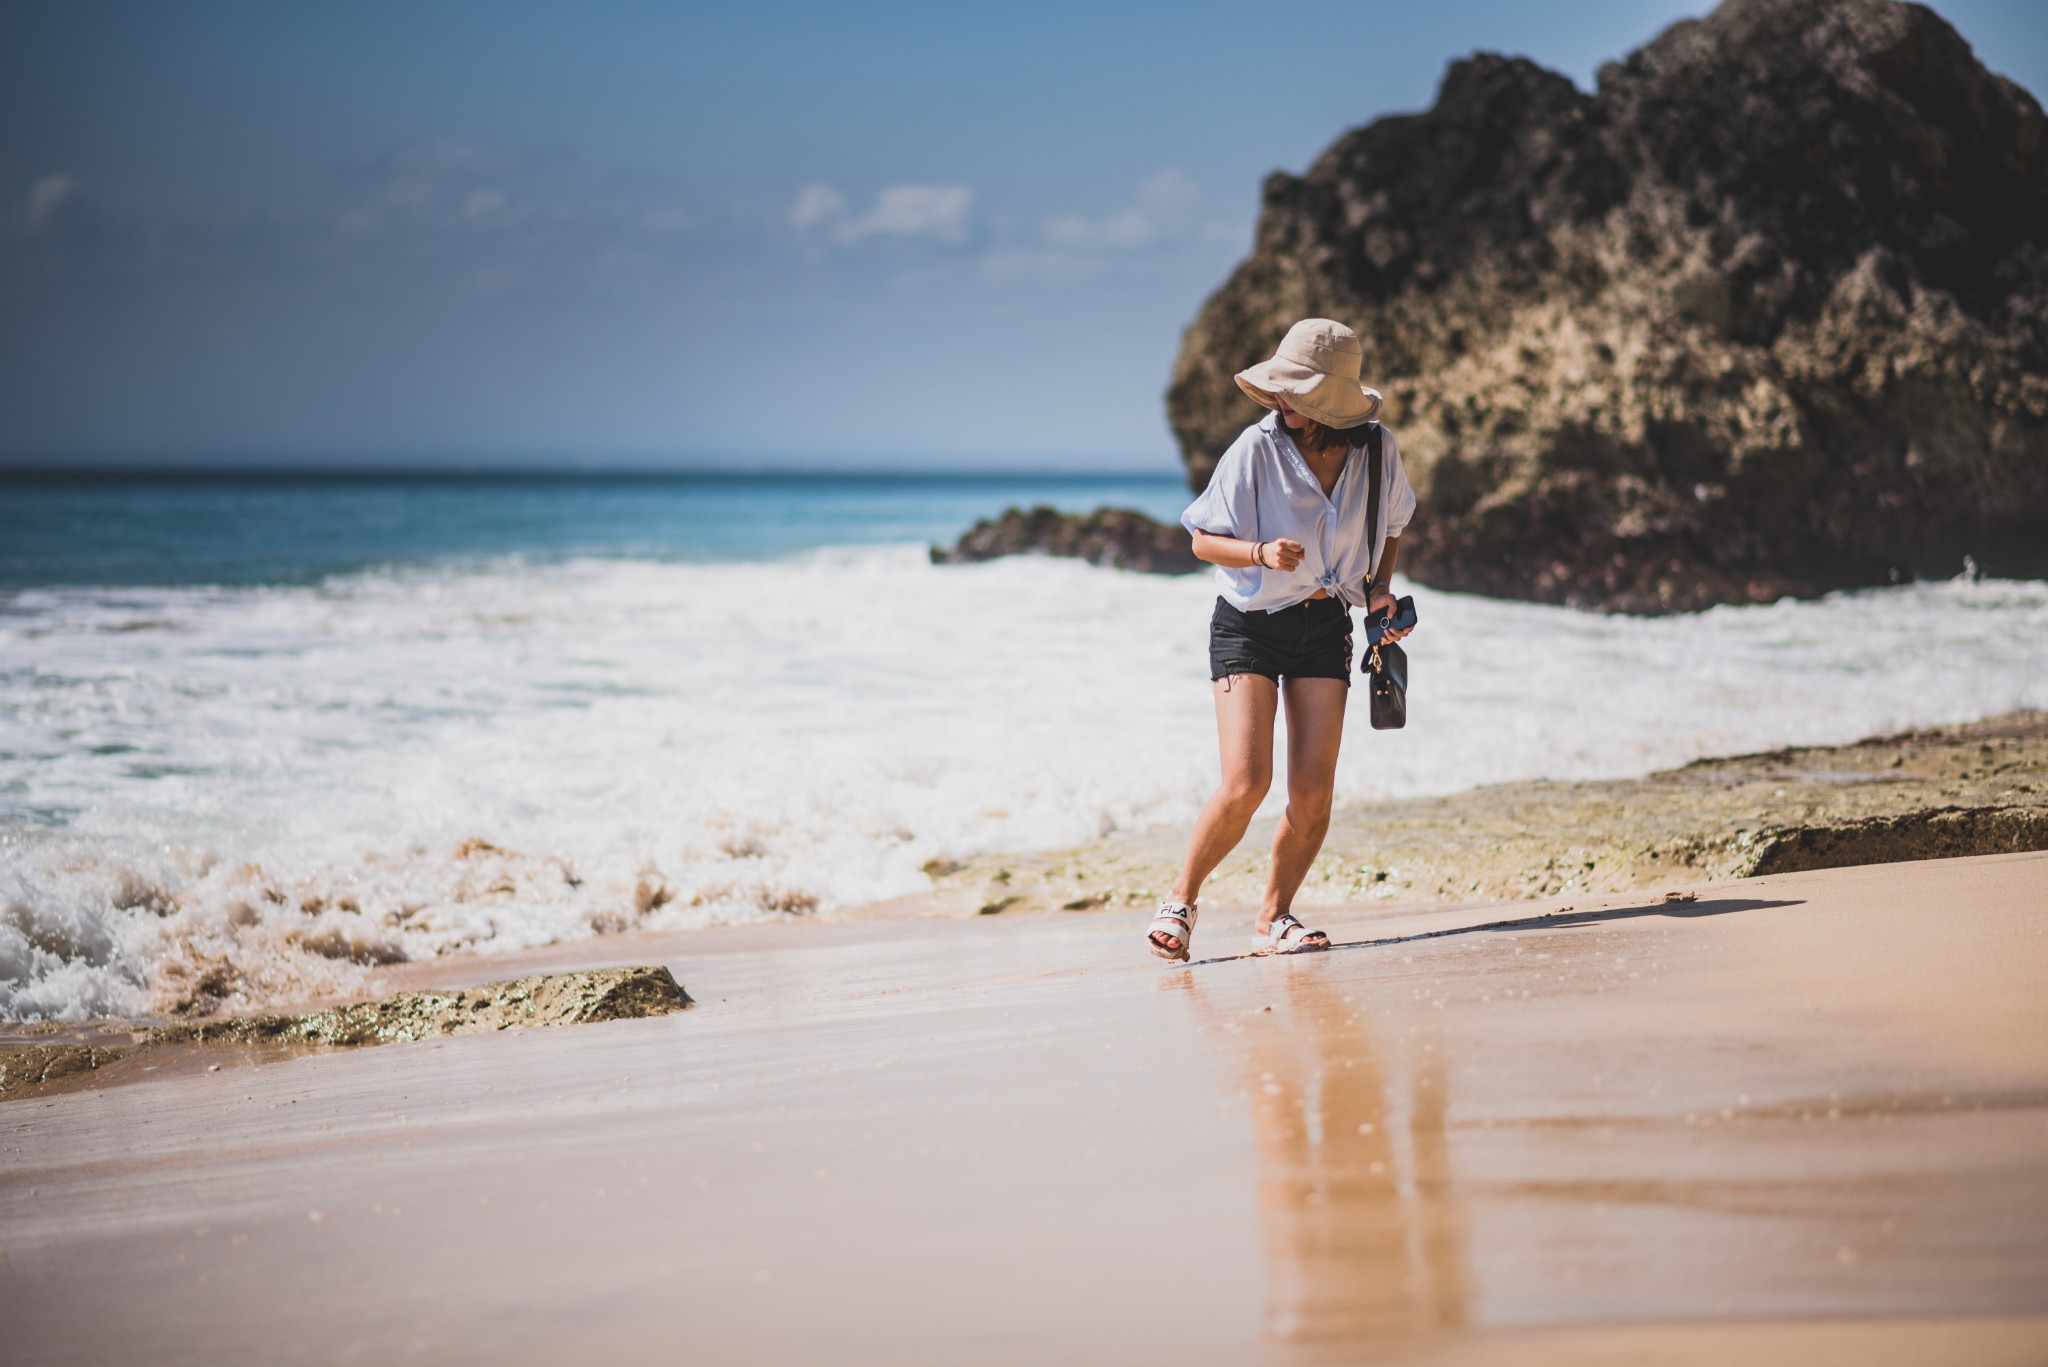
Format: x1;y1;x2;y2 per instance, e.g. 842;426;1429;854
1147;929;1191;962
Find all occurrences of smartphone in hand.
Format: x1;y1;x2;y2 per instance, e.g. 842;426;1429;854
1363;595;1418;646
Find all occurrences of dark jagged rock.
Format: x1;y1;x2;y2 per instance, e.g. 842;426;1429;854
931;506;1201;574
1168;0;2048;612
1743;804;2048;876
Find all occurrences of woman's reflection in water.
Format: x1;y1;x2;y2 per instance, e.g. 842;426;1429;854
1192;962;1468;1354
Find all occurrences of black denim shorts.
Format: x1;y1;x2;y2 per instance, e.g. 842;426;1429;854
1208;595;1353;684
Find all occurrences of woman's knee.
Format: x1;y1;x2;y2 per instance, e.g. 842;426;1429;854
1219;769;1271;812
1287;785;1334;829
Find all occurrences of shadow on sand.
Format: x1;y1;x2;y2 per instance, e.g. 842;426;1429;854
1185;896;1806;969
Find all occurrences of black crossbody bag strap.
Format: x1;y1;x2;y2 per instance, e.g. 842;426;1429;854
1360;422;1408;729
1364;423;1384;595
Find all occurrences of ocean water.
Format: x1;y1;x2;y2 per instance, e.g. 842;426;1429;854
0;470;1194;588
5;473;2046;1020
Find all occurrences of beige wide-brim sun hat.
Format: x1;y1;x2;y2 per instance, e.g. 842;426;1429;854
1235;318;1383;429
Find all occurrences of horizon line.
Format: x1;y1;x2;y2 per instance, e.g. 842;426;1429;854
0;460;1184;481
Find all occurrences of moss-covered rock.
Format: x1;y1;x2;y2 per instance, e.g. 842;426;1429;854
149;964;691;1048
2;965;690;1100
0;1042;135;1097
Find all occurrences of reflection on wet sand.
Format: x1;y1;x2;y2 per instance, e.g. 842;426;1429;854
1177;860;2048;1362
1190;962;1467;1359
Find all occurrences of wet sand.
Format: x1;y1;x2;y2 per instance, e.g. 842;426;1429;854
3;852;2045;1364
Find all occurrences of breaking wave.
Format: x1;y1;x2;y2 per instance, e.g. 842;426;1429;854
4;546;2044;1019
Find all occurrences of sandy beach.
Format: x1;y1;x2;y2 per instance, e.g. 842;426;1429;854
10;0;2048;1361
4;849;2044;1364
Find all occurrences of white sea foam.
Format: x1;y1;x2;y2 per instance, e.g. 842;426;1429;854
4;547;2045;1019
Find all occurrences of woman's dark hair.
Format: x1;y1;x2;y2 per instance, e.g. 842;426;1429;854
1251;387;1371;458
1291;414;1369;459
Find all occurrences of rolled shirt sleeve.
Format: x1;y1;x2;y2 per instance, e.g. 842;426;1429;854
1180;428;1259;539
1381;428;1417;541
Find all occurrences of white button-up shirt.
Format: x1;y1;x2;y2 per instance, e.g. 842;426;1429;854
1180;410;1417;613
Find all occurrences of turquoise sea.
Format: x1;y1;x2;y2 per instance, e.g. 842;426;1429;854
0;471;1192;589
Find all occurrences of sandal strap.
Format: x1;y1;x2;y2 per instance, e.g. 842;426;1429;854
1268;914;1316;944
1152;902;1195;929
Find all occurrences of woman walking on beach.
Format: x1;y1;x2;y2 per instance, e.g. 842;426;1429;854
1148;319;1415;961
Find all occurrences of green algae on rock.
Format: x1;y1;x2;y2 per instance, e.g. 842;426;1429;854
0;965;691;1101
149;964;692;1049
0;1041;139;1097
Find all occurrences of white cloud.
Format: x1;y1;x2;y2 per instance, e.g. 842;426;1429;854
789;182;974;246
332;139;570;233
967;168;1255;285
1134;168;1201;228
841;185;972;242
1043;208;1158;251
1039;168;1204;253
27;174;83;231
789;182;846;231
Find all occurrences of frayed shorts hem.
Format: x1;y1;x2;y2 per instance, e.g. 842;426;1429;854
1207;596;1352;686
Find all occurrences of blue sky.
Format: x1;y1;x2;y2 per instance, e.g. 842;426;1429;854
3;0;2042;470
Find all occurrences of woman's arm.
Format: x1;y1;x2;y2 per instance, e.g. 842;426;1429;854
1190;530;1304;571
1364;536;1400;606
1364;536;1412;642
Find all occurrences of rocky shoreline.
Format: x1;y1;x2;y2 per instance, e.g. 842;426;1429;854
11;714;2042;1101
0;964;689;1102
920;710;2048;918
929;505;1200;575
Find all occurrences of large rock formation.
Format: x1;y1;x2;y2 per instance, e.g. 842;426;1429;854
1168;0;2048;611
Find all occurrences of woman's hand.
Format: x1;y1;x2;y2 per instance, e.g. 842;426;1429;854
1260;538;1305;572
1189;531;1306;572
1366;585;1413;644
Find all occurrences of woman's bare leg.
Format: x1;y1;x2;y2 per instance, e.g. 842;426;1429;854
1153;674;1277;954
1260;677;1348;935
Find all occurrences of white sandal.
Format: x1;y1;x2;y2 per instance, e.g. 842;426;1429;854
1148;902;1196;962
1263;912;1330;952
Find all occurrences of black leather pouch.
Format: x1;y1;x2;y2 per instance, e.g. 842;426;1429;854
1365;641;1407;730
